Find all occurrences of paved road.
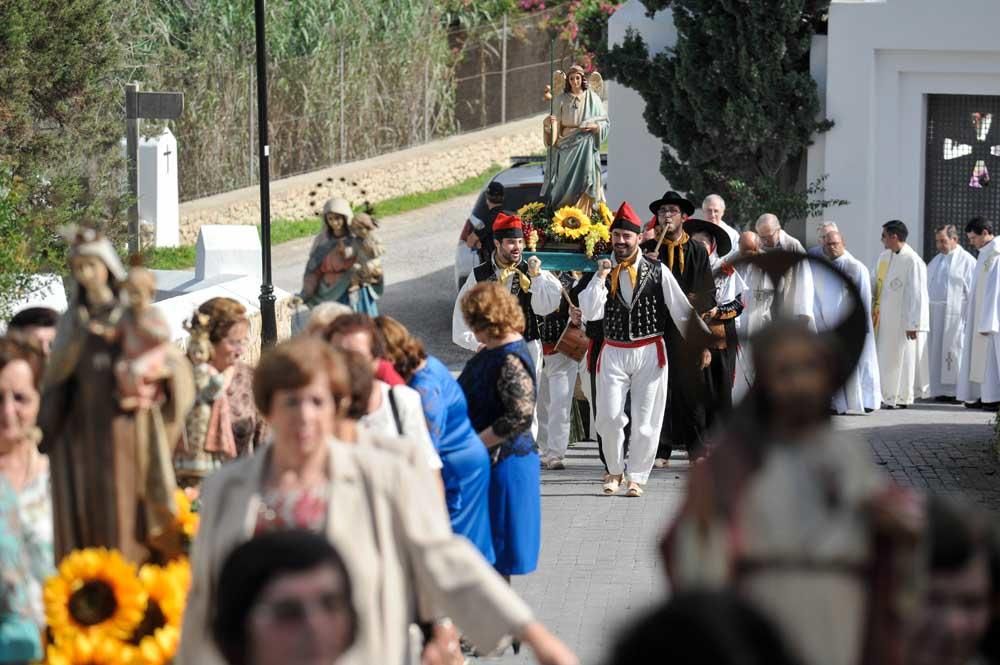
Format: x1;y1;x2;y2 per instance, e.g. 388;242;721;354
273;194;478;369
272;196;1000;664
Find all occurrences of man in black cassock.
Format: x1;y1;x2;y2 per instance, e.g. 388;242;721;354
641;191;716;462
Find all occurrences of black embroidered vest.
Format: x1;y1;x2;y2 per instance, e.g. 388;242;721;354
602;259;669;342
537;272;582;345
473;260;542;341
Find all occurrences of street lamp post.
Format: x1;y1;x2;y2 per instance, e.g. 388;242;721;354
253;0;278;347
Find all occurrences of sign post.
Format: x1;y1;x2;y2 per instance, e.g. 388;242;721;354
125;84;183;255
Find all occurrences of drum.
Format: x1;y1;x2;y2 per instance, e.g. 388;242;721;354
554;323;589;362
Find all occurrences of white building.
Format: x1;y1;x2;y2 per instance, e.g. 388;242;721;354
609;0;1000;268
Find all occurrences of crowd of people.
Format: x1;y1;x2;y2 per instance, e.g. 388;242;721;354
0;183;999;665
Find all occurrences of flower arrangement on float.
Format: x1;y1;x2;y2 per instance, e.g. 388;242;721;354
518;200;613;259
39;489;197;665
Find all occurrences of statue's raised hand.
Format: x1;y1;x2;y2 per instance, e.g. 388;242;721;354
595;258;612;280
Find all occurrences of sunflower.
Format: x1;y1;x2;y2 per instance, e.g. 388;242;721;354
550;206;592;240
107;560;191;665
44;633;126;665
174;489;199;540
597;201;614;226
44;549;147;645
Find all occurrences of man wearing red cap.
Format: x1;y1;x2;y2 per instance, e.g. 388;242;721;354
579;202;710;497
452;211;563;385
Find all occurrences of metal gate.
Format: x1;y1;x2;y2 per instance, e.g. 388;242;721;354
924;94;1000;257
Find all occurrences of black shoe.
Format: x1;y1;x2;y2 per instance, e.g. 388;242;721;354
984;402;1000;412
898;404;908;410
882;403;896;410
864;408;874;413
964;401;983;409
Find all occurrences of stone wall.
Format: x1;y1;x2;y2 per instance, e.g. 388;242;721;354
178;115;545;244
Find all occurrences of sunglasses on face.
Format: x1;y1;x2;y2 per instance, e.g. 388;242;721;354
253;590;350;625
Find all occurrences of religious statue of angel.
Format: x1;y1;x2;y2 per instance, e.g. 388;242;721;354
541;65;609;216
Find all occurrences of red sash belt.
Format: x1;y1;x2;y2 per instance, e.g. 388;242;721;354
542;343;558;356
598;336;666;372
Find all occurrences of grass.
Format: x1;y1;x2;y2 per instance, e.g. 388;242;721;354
143;163;503;271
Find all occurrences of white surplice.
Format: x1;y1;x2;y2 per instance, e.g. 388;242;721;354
872;244;930;406
733;232;815;401
957;237;1000;404
927;247;976;397
813;251;881;414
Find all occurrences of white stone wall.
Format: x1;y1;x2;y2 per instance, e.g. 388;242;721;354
178;116;545;244
814;0;1000;269
607;1;676;213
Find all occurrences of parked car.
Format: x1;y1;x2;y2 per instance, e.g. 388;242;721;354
454;154;608;291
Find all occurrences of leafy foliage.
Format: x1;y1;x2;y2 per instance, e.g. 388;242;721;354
603;0;840;227
0;0;129;315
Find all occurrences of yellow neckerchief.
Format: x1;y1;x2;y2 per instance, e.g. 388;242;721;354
662;231;690;274
495;254;531;292
609;250;639;300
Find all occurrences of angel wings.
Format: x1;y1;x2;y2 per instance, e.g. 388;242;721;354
548;68;606;101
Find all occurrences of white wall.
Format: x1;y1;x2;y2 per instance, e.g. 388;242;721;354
607;1;677;213
815;0;1000;268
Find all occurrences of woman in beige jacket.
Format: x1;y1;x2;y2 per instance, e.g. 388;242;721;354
177;337;577;665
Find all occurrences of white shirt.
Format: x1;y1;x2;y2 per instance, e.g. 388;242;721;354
360;382;443;470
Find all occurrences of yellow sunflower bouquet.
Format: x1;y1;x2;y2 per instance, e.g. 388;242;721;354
43;552;192;665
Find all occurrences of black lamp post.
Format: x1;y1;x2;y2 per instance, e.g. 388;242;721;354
254;0;277;347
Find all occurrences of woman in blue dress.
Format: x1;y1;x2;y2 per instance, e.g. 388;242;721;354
455;282;541;578
375;315;495;563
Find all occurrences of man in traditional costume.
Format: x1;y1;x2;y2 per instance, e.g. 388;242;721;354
579;202;708;498
685;219;742;428
453;212;563;378
808;221;839;258
956;217;1000;411
536;271;588;470
662;307;924;665
641;191;716;463
40;228;195;562
813;231;881;414
872;220;930;409
927;225;976;401
701;194;740;260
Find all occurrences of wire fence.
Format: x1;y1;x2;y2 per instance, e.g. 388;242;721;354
129;12;575;203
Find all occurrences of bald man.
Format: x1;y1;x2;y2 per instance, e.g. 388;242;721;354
702;194;740;259
753;214;815;326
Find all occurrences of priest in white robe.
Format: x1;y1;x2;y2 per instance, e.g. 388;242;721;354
956;217;1000;408
813;231;880;414
754;213;815;327
872;220;929;408
927;225;976;399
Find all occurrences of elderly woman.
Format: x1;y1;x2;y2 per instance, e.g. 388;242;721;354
177;337;577;665
457;282;541;588
376;315;494;562
212;530;358;665
198;297;265;456
301;197;382;315
0;336;53;663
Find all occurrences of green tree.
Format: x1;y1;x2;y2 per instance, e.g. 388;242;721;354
0;0;128;316
605;0;841;227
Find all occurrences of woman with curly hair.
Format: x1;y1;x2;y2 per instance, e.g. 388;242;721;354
376;315;494;562
457;282;540;589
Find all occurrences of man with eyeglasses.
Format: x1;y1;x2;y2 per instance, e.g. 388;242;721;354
641;191;716;464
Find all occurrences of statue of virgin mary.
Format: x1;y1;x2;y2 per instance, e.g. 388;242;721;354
541;64;609;215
